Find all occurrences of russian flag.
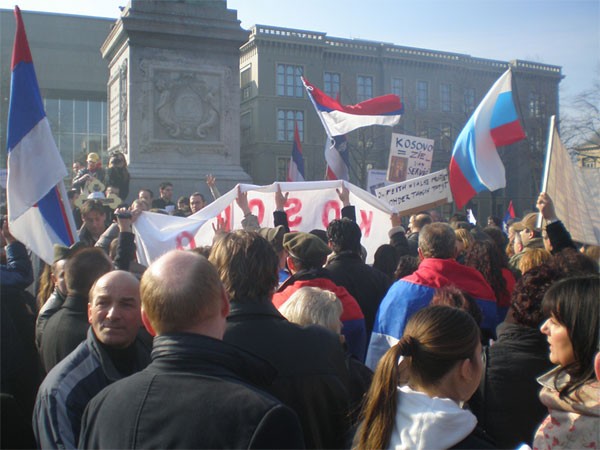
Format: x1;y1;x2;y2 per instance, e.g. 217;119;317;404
449;69;526;210
6;7;78;264
325;134;350;181
287;122;305;182
303;77;403;137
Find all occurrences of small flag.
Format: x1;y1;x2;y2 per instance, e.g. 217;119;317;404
303;77;403;137
6;7;78;264
325;134;350;181
467;209;477;225
287;122;305;182
502;200;515;233
449;69;526;210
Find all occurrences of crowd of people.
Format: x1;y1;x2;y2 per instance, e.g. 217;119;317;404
1;154;599;449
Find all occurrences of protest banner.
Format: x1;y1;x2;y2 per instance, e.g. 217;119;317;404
375;169;453;216
133;180;394;265
386;133;434;183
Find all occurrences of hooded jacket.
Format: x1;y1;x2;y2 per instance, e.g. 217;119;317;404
533;368;600;450
273;268;367;361
366;258;496;369
388;386;493;450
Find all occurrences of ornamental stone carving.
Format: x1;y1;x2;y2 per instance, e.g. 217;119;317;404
153;71;221;141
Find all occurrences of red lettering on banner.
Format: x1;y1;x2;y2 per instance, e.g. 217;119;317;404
217;206;232;232
248;199;265;224
175;231;197;250
359;210;373;237
286;198;303;227
322;201;341;228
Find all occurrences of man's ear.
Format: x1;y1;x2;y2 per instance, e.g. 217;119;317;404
417;247;425;261
286;256;296;273
141;308;156;337
88;302;93;324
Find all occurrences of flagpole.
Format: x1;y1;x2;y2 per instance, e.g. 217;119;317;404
537;115;556;228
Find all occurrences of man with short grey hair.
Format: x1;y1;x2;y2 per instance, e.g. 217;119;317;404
365;223;497;369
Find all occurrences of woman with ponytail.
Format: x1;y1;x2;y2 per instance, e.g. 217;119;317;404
354;305;494;449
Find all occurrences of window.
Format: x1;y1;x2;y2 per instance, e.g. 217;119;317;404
277;156;290;182
276;64;303;97
240;67;252;100
528;93;545;118
416;121;429;138
277;110;304;142
440;123;453;151
440;83;451;112
324;72;340;98
417;81;428;110
391;78;404;99
357;75;373;102
464;88;475;114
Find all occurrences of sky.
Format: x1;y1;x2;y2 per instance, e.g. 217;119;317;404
3;0;599;111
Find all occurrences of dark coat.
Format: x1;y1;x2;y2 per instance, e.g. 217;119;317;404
406;231;419;257
224;301;352;449
79;333;305;449
325;251;392;337
546;220;577;254
40;294;89;373
470;322;553;448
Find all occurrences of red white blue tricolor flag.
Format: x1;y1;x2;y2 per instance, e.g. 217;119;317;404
502;200;516;233
302;77;403;137
449;69;526;209
287;122;305;182
7;7;78;264
325;134;350;181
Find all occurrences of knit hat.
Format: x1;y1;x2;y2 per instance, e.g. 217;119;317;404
258;226;286;253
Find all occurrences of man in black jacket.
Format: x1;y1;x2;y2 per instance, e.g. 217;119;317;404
79;250;304;449
325;218;391;338
210;231;352;449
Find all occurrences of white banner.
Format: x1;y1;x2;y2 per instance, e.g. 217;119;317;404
375;169;453;216
387;133;435;183
133;181;395;265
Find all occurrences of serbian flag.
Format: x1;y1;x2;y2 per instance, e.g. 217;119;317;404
6;7;78;264
325;134;350;181
502;200;515;233
303;77;403;137
287;122;305;182
449;69;526;210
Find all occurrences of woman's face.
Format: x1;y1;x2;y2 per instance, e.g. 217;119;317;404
541;315;575;367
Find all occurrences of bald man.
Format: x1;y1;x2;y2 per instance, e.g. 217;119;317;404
79;251;304;449
33;271;151;450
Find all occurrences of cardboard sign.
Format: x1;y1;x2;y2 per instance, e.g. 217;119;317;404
387;133;434;182
375;169;453;215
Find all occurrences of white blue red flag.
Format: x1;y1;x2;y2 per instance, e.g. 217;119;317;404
449;69;526;209
6;7;78;264
287;122;305;182
303;77;403;137
325;134;350;181
502;200;516;233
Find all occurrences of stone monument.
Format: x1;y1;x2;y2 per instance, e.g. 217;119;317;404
101;0;251;201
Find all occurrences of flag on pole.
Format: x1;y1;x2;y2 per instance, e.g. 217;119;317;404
502;200;515;233
6;7;78;264
302;77;403;137
325;134;350;181
287;122;305;182
542;116;600;246
449;69;526;209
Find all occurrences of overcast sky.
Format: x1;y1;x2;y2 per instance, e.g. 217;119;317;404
5;0;599;108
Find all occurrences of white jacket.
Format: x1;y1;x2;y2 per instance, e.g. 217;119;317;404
388;385;477;450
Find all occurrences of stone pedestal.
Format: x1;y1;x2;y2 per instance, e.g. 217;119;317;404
101;0;251;201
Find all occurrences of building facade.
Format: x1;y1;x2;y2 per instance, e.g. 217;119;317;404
239;25;562;217
1;10;562;218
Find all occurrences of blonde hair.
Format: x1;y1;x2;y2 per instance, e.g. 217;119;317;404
454;228;474;250
519;248;552;274
279;287;343;333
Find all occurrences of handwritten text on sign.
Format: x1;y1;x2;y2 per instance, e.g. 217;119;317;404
375;169;453;211
387;133;435;181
